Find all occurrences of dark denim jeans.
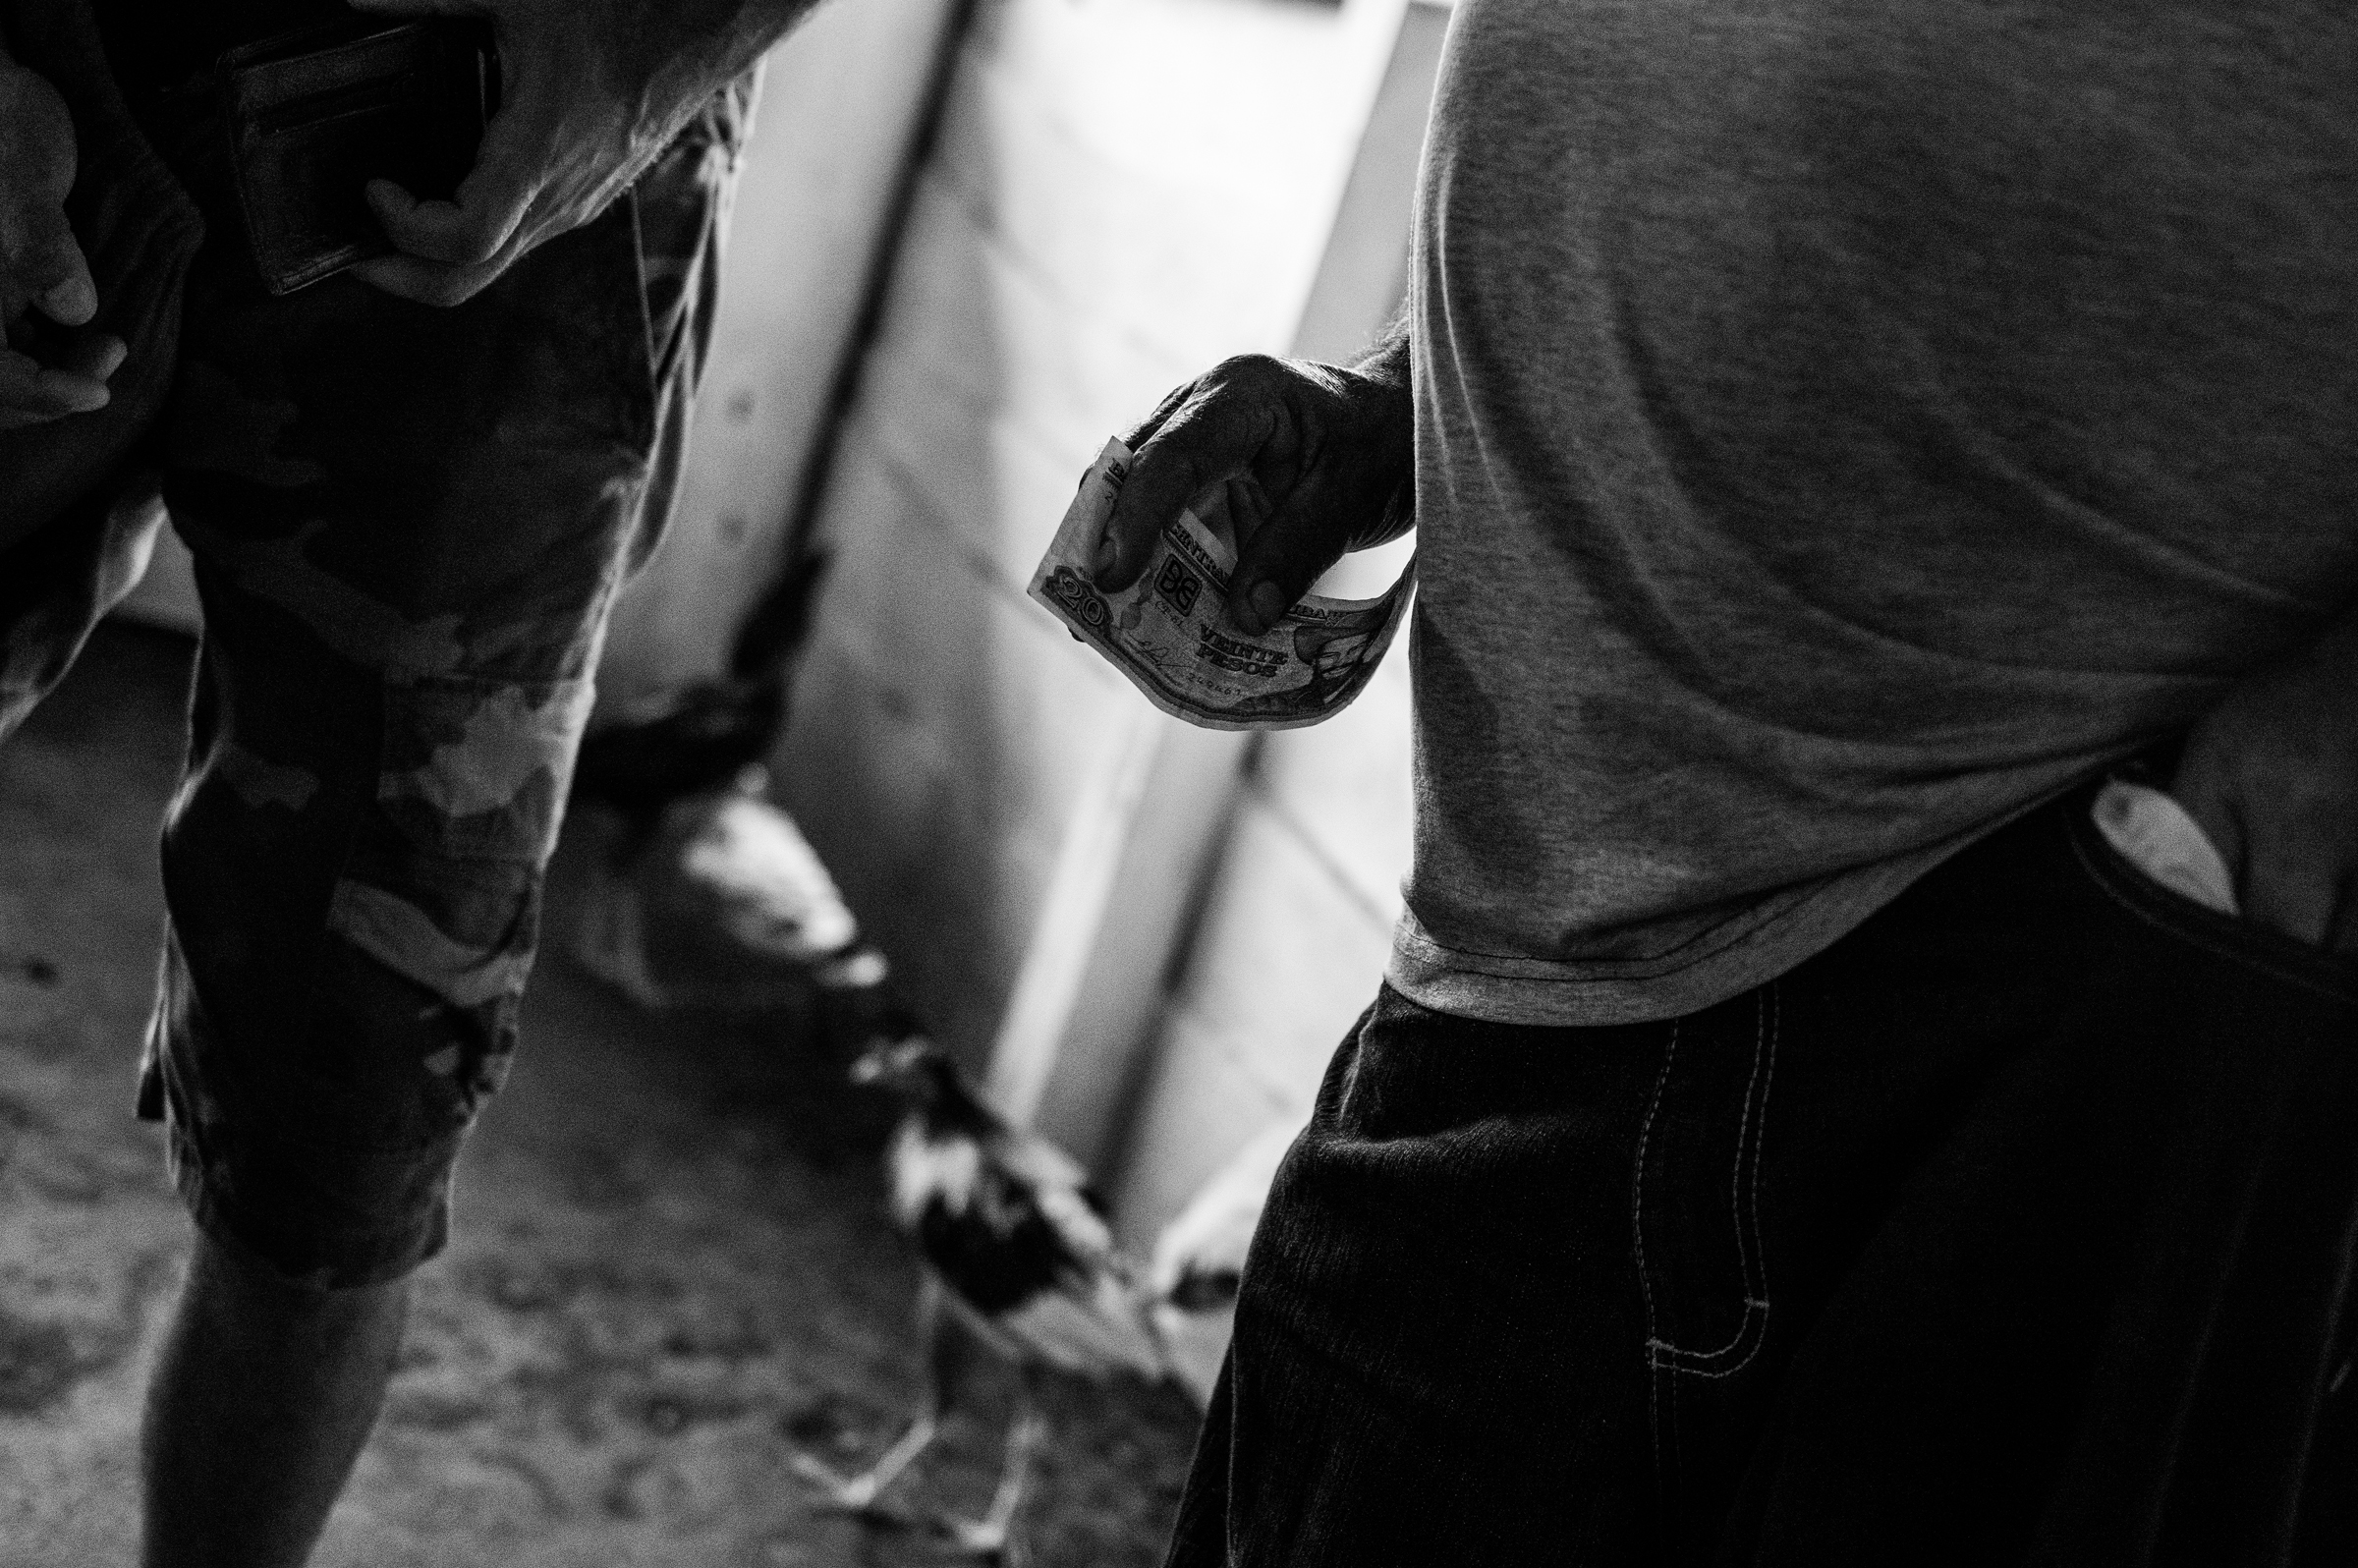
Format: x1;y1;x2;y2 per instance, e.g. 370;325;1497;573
1165;786;2358;1566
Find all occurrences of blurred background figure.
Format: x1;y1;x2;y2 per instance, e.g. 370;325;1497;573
563;545;893;1011
800;1028;1167;1561
1148;1116;1300;1409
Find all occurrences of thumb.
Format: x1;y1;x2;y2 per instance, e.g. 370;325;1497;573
1225;473;1358;636
3;201;100;325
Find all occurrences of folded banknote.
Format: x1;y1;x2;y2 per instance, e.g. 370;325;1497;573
1028;438;1415;731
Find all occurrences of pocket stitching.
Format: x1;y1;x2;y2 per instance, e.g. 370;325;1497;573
1631;1018;1678;1371
1632;1017;1678;1483
1639;985;1778;1381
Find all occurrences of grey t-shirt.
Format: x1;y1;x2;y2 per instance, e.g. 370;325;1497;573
1390;0;2358;1026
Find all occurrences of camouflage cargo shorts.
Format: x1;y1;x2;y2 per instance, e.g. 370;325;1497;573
56;5;754;1287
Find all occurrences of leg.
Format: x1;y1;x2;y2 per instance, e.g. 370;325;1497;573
937;1372;1047;1563
793;1273;953;1514
1163;793;2358;1567
1163;988;1676;1568
116;43;753;1562
1158;800;2102;1568
140;1233;410;1568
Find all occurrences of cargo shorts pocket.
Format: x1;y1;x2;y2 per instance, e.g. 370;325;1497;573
321;670;594;1117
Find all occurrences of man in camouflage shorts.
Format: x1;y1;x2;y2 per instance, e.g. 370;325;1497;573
0;0;825;1560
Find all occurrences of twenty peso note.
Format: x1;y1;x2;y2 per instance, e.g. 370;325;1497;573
1028;438;1415;732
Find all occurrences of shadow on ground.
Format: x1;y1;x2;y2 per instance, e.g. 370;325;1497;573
0;627;1197;1568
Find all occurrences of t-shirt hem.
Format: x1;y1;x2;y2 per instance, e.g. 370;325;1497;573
1386;840;1972;1027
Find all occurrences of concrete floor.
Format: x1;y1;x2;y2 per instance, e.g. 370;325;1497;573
0;627;1197;1567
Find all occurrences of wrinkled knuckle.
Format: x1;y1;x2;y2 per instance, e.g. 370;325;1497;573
1206;352;1283;393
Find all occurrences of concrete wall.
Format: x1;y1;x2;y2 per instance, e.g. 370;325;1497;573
1105;0;1449;1245
593;0;967;715
1104;621;1412;1243
774;0;1416;1072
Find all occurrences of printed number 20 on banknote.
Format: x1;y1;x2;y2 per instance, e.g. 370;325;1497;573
1027;438;1415;732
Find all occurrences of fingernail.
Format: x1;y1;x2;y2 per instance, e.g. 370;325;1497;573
42;276;97;324
1092;539;1118;578
1247;581;1285;630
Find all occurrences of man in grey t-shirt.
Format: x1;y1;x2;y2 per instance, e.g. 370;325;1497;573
1100;1;2358;1560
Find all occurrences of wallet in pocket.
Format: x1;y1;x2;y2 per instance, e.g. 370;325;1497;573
221;20;499;296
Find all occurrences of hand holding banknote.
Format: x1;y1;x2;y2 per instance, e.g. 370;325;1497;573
1029;435;1412;729
1095;346;1415;632
1029;343;1421;730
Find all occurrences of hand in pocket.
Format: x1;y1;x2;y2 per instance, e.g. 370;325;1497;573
2172;615;2358;955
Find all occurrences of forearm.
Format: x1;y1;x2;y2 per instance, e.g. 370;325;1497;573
636;0;828;107
1346;299;1413;389
1335;303;1416;545
352;0;836;304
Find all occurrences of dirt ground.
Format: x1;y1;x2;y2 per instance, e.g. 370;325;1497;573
0;626;1198;1568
